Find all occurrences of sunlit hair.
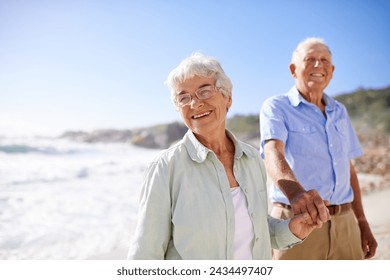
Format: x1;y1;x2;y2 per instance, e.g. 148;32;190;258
291;37;332;64
166;52;233;108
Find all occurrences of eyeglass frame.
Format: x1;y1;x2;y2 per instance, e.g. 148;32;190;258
175;85;222;108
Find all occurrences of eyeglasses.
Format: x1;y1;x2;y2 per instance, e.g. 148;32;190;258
303;57;331;66
176;85;219;107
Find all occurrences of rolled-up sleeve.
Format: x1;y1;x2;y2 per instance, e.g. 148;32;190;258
260;98;288;159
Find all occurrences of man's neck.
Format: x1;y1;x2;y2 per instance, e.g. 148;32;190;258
298;87;326;112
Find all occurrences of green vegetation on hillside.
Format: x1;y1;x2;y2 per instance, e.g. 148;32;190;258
334;86;390;133
61;86;389;150
227;114;259;136
224;85;390;148
227;85;390;139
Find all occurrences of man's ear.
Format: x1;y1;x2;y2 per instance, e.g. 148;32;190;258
289;63;296;77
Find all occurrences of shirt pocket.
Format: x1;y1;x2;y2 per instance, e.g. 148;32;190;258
334;119;348;152
288;124;318;156
334;119;347;135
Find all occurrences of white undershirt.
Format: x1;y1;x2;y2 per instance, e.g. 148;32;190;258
231;186;255;260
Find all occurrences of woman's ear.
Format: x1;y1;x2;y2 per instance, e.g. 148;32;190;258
226;96;232;112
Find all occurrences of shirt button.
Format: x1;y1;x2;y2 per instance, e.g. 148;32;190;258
330;144;333;147
255;237;259;242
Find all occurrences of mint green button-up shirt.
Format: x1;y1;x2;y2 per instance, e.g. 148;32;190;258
128;130;301;260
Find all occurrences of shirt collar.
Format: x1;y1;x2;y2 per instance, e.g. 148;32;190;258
287;86;304;107
183;129;253;163
287;86;336;111
323;93;337;112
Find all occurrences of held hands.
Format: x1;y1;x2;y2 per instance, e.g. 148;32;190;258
288;212;323;239
290;189;330;226
288;189;331;240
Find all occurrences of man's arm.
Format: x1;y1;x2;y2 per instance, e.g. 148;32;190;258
349;161;377;259
264;139;329;224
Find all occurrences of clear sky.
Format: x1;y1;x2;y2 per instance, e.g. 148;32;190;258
1;0;389;136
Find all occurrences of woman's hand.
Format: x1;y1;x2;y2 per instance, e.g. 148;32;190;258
288;209;330;240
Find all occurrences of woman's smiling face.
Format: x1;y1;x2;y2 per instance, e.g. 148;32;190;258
175;75;232;136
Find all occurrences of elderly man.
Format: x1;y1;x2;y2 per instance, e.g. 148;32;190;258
260;37;377;259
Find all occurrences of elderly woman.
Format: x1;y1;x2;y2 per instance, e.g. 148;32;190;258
128;53;329;260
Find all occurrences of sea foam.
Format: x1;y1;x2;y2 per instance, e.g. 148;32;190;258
0;136;160;259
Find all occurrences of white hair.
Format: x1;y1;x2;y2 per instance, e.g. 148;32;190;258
166;52;232;108
291;37;332;64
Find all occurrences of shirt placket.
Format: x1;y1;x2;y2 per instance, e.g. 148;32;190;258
325;111;339;196
209;153;236;259
233;159;261;258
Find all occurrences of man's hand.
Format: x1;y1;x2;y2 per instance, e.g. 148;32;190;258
263;140;330;225
290;189;330;225
359;220;378;259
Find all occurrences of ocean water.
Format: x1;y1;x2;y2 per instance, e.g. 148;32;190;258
0;136;160;259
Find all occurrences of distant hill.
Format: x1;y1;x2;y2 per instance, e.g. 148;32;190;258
334;86;390;134
60;86;390;184
226;114;260;147
60;85;390;150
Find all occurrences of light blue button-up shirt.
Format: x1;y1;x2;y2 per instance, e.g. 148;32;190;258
260;86;363;205
128;129;301;260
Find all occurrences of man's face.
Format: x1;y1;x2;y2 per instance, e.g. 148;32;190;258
290;43;335;94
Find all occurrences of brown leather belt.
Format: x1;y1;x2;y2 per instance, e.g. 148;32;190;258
273;202;351;216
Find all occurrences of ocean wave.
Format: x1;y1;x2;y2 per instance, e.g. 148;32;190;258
0;137;161;259
0;144;79;155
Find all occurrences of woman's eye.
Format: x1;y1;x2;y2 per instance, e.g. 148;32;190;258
178;95;190;103
198;90;211;97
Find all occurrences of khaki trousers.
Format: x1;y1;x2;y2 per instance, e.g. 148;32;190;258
271;205;364;260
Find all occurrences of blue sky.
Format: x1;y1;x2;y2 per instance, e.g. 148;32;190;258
1;0;389;136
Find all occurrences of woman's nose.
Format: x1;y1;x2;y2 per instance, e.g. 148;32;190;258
190;96;204;108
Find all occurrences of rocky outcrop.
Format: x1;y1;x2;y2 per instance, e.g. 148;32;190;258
60;129;134;143
59;122;188;149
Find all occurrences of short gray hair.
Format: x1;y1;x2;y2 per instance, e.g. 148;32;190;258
291;37;332;64
166;52;233;108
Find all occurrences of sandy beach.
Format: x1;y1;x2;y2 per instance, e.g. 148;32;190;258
360;187;390;259
90;180;390;260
